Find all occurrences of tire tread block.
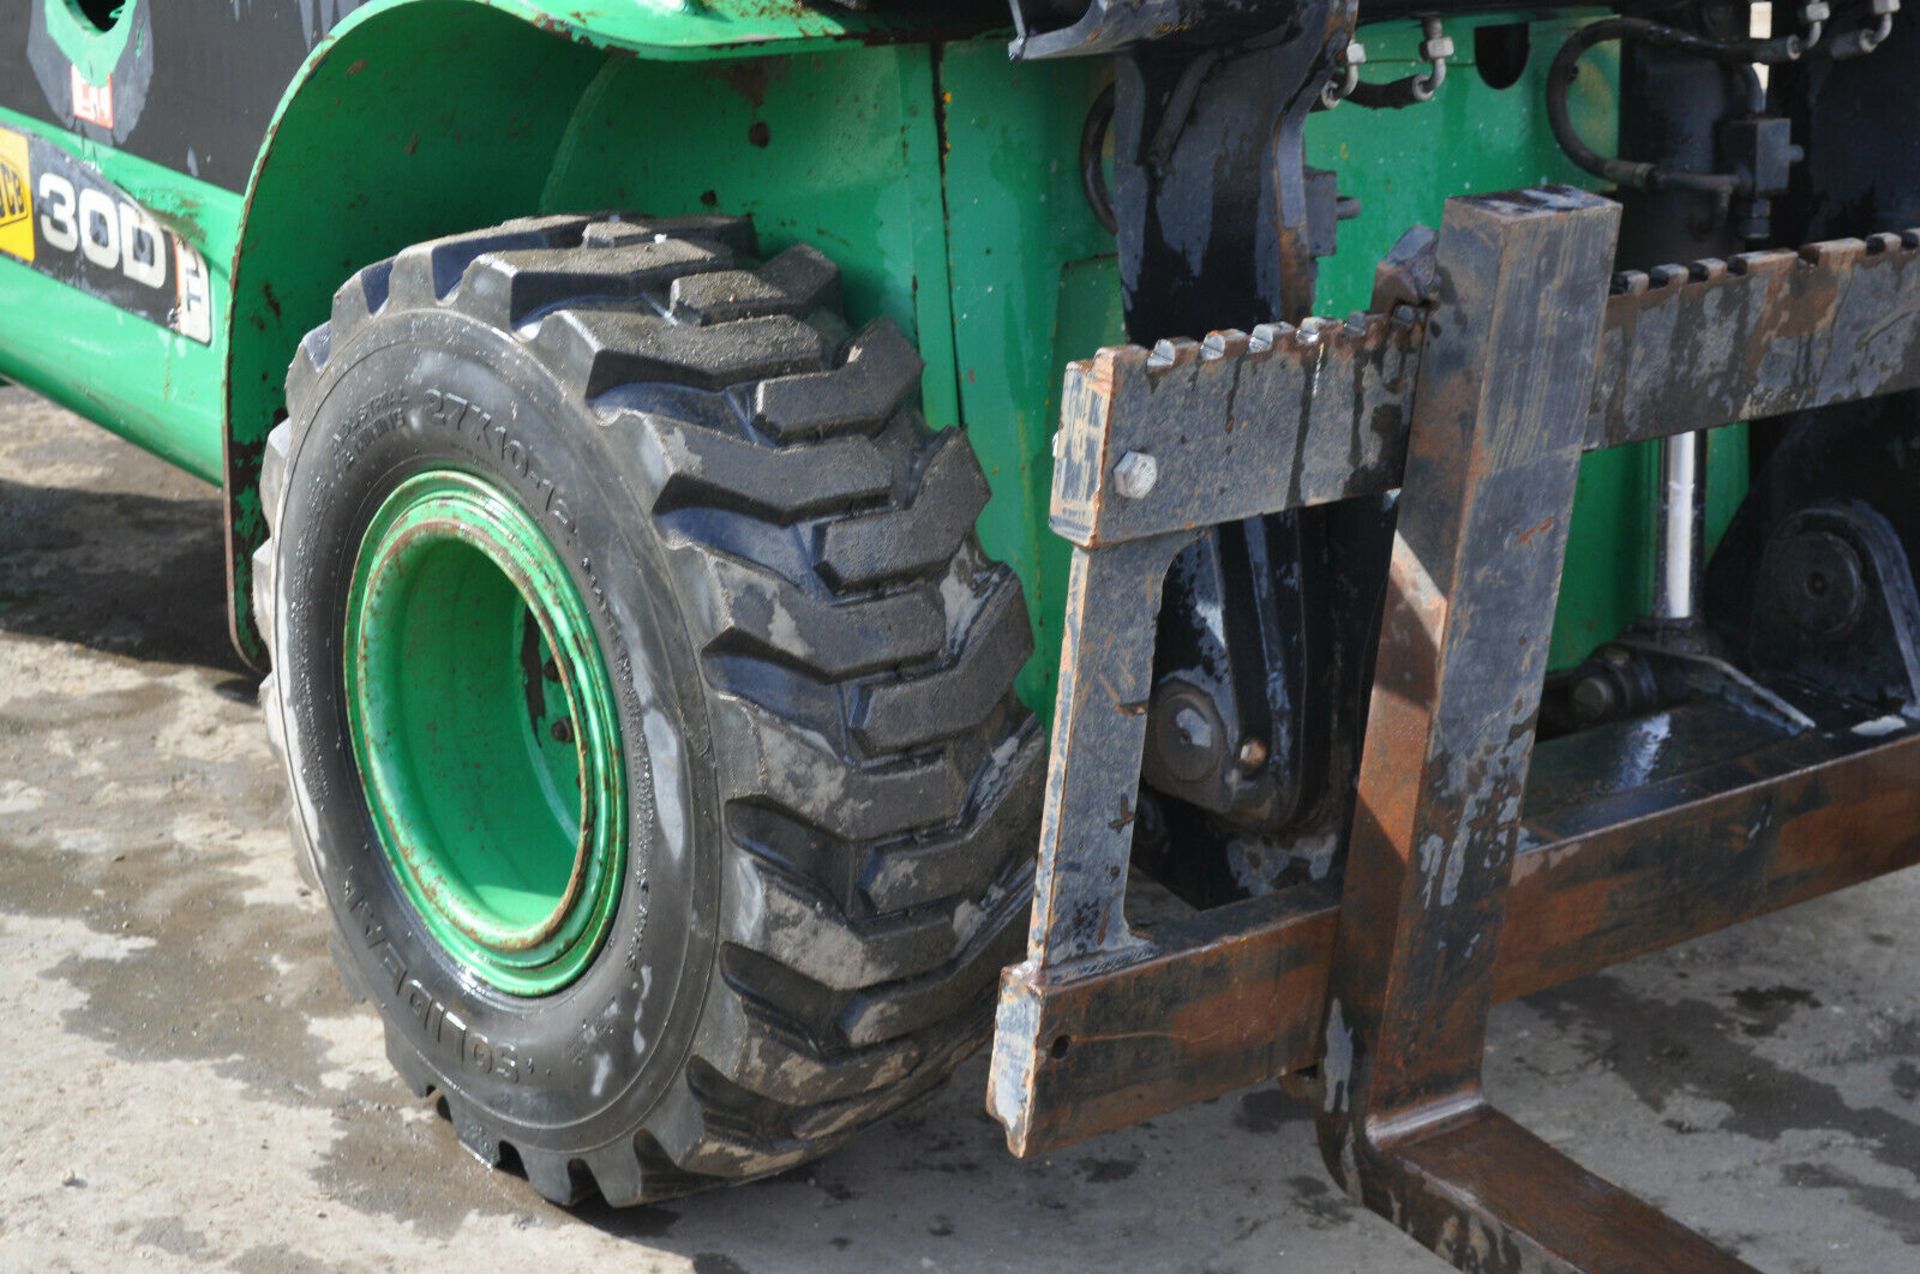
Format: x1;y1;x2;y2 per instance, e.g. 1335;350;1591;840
581;1140;651;1207
855;572;1032;750
327;260;394;343
816;429;990;591
753;319;924;442
696;988;920;1106
724;858;960;990
713;700;969;843
670;244;842;326
860;718;1045;912
517;1147;592;1207
841;864;1032;1047
684;553;945;678
259;420;293;534
786;1022;983;1142
461;238;731;327
535;310;827;397
385;216;590;306
634;412;890;522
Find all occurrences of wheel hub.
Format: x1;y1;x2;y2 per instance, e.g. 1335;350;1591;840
344;470;625;996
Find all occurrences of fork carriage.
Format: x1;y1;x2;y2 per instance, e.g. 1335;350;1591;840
990;187;1920;1270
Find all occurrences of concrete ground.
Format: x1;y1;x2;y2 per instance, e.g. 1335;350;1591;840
4;385;1920;1274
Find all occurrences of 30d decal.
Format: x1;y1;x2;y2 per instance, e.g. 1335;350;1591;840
0;125;212;343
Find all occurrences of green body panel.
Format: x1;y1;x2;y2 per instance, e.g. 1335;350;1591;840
0;0;1742;698
0;106;238;482
912;44;1118;711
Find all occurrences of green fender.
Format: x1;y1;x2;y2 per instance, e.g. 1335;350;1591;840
223;0;998;662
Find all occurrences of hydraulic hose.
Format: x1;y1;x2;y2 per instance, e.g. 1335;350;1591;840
1546;18;1762;196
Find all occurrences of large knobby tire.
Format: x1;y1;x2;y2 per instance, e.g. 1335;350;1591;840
254;214;1043;1204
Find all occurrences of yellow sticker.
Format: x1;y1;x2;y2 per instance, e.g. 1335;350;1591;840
0;128;32;264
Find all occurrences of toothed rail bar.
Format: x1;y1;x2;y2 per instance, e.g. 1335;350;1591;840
989;188;1920;1273
1048;228;1920;549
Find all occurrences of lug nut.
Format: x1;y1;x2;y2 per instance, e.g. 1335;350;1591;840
551;719;574;744
1237;736;1269;774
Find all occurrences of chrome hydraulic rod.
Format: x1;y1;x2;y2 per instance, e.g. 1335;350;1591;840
1653;430;1706;622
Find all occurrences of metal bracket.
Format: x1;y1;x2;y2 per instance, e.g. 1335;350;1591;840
1751;500;1920;716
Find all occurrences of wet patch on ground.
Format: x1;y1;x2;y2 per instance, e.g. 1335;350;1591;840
1532;978;1920;1168
1233;1087;1306;1135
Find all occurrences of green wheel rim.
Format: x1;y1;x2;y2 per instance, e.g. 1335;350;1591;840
344;470;626;996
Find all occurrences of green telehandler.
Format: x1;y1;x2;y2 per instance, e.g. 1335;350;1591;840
3;1;1918;1266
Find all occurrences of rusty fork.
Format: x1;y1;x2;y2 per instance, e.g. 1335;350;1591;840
1310;190;1747;1272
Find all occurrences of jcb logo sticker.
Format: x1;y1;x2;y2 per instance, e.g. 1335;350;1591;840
69;66;114;131
0;129;32;264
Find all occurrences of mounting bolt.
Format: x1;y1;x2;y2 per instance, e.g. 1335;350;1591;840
1172;706;1214;753
1146;684;1229;786
1570;674;1618;724
1236;736;1269;774
1774;529;1866;638
1113;450;1158;500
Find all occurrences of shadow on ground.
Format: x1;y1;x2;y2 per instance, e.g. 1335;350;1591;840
0;473;247;677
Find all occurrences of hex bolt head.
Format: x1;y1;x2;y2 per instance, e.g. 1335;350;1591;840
1236;736;1269;774
1113;450;1158;500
